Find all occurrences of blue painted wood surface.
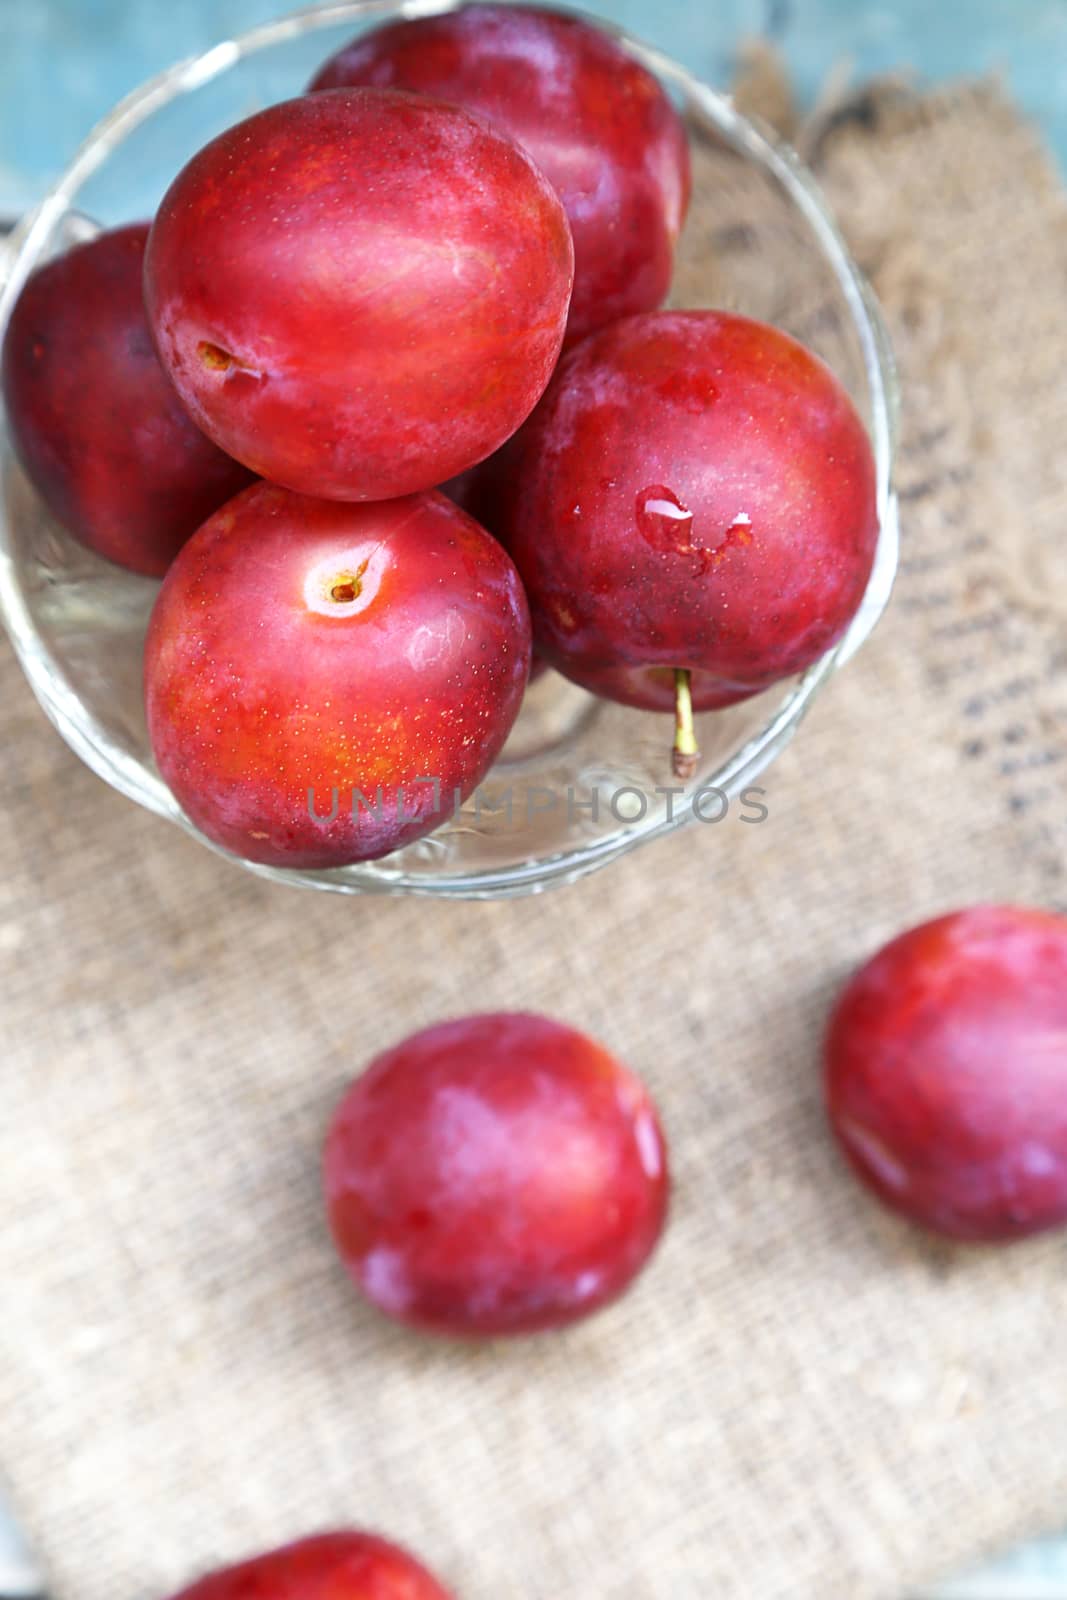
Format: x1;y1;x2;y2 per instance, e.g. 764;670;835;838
1;0;1067;214
1;3;1066;1596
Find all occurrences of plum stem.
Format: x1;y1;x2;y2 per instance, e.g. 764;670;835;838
329;558;368;605
672;668;699;780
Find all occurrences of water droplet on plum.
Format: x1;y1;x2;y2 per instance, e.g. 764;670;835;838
636;484;694;554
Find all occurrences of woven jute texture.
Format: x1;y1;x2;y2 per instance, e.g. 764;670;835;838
3;74;1067;1600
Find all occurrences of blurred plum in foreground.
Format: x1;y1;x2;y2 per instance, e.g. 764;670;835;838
825;906;1067;1241
164;1531;453;1600
325;1012;668;1335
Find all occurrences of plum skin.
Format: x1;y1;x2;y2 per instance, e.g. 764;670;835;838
144;483;531;868
1;224;251;577
163;1531;453;1599
499;310;880;710
825;906;1067;1242
309;3;690;344
144;88;574;501
440;464;553;682
324;1012;669;1336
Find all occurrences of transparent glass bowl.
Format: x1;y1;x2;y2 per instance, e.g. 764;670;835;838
0;0;899;899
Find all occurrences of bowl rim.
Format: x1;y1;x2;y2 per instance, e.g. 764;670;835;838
0;0;900;900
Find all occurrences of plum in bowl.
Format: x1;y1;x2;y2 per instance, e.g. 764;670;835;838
0;1;899;899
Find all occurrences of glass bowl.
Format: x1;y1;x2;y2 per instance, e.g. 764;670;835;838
0;0;899;900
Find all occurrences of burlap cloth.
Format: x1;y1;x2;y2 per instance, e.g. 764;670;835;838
3;68;1067;1600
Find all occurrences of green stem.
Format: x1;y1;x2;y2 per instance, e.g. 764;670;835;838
672;668;699;781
